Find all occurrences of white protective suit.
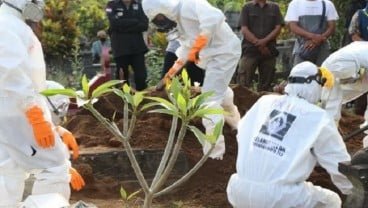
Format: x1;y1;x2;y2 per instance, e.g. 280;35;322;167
0;1;71;207
321;41;368;123
227;62;353;208
143;0;242;160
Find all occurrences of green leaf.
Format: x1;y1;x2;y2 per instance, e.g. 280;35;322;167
120;186;127;200
191;108;225;119
177;93;187;115
127;189;141;201
192;91;215;108
212;120;224;140
122;83;130;94
114;89;134;105
133;91;146;107
170;78;182;100
181;69;190;88
81;74;89;98
40;88;77;97
149;109;179;117
140;102;162;111
145;97;176;111
91;80;122;98
188;125;206;146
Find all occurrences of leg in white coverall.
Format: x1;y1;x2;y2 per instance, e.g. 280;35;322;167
202;53;241;160
227;175;341;208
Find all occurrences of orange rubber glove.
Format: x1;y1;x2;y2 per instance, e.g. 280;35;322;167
56;126;79;160
25;106;55;148
69;167;85;191
163;59;185;86
187;35;208;63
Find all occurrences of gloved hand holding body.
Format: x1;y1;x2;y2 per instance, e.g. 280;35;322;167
25;105;55;148
69;167;85;191
56;126;79;160
188;34;208;63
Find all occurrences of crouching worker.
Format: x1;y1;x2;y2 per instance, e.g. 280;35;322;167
45;80;85;190
142;0;241;160
226;61;353;208
0;0;82;206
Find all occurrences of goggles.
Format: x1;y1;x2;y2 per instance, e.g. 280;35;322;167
288;67;334;88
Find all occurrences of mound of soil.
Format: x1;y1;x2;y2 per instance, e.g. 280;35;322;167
65;85;365;207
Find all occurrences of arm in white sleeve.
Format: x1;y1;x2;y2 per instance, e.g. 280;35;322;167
314;116;353;195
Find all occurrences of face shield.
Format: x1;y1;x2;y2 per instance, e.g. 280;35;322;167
3;0;44;22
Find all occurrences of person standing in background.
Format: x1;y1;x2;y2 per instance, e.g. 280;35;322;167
91;30;111;64
285;0;338;66
349;1;368;41
237;0;284;92
106;0;148;91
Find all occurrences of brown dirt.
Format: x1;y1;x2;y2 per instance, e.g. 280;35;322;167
65;85;365;207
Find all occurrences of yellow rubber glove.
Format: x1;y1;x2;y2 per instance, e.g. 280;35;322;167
187;35;208;63
69;167;85;191
56;126;79;160
25;106;55;148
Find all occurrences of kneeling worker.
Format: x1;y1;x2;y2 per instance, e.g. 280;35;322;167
227;61;352;208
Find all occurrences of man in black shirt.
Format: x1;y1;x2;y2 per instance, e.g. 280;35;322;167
106;0;148;91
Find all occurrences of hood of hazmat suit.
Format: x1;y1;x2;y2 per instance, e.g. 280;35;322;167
45;80;70;125
284;61;323;104
142;0;180;21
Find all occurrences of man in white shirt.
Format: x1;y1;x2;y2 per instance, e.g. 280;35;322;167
285;0;339;66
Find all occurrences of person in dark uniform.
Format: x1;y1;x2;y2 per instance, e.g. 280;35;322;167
106;0;148;91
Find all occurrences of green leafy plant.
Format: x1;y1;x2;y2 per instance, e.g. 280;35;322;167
41;0;79;58
120;187;142;208
41;70;225;208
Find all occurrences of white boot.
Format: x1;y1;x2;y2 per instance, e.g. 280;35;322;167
224;105;241;130
203;135;225;160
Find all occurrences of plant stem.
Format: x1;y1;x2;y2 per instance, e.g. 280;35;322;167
152;121;187;192
86;105;150;194
151;116;178;187
154;146;214;197
143;192;154;208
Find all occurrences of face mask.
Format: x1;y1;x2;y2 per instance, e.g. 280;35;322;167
100;38;106;42
152;15;177;33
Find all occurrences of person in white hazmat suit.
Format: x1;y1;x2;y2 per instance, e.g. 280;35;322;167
142;0;242;160
0;0;75;206
226;61;353;208
320;41;368;145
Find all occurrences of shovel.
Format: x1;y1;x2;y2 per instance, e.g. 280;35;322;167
343;124;368;141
